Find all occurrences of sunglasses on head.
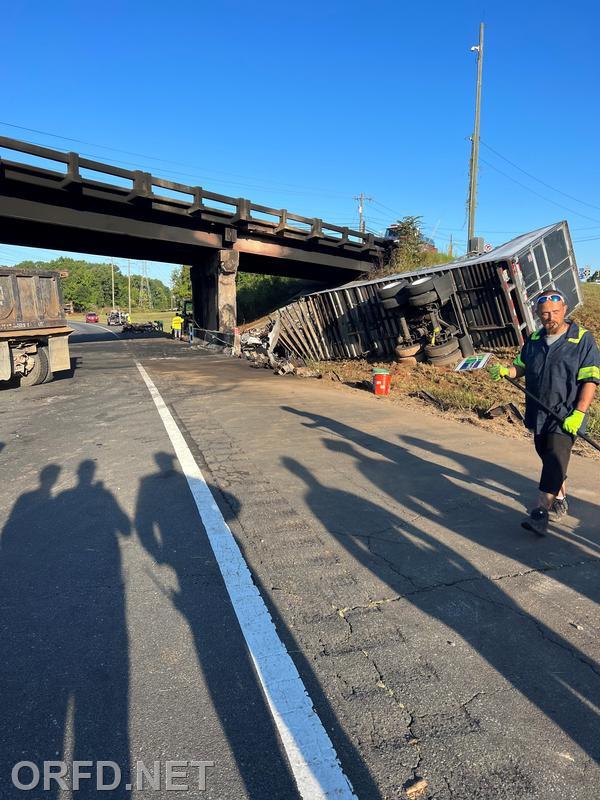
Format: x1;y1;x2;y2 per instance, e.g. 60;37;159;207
536;293;564;304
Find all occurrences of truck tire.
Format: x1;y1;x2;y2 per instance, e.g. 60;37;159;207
409;290;438;308
19;347;49;387
424;338;460;359
378;279;408;301
394;343;422;358
41;347;54;383
428;350;462;367
396;352;425;367
407;276;435;296
382;297;402;311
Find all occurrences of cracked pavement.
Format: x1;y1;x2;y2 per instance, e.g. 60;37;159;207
1;328;598;799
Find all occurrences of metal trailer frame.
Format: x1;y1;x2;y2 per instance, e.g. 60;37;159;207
274;221;582;360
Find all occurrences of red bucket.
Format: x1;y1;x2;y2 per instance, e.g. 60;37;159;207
372;368;391;396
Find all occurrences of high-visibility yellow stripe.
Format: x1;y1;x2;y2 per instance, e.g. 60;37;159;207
568;326;588;344
513;355;526;368
578;365;600;381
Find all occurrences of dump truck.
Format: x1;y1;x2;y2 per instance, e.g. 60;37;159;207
0;268;72;386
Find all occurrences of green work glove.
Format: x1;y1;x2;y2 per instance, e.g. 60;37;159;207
563;409;585;435
488;364;510;382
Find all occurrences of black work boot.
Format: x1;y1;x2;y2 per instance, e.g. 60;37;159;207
522;507;549;536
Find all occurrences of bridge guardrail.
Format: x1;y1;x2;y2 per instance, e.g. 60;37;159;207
0;136;383;255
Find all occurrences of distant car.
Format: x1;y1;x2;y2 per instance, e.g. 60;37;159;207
85;311;99;323
106;310;127;325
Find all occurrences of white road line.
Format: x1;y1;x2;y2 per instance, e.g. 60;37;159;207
136;361;356;800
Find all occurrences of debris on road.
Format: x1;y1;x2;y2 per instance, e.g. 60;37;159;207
122;321;163;334
240;317;300;375
485;401;524;423
404;777;428;798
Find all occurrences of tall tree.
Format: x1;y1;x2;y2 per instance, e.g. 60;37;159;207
170;265;191;305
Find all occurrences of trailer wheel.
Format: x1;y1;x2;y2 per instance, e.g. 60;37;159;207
407;276;435;296
19;347;49;387
378;279;408;301
424;338;460;359
382;296;402;311
428;349;462;367
409;290;438;308
394;343;422;359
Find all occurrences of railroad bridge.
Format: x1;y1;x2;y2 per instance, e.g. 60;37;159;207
0;137;384;330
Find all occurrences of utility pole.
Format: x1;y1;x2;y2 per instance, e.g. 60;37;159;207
127;260;132;315
353;192;373;233
111;262;115;310
467;22;484;247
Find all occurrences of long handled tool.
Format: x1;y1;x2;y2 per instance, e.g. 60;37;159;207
504;375;600;453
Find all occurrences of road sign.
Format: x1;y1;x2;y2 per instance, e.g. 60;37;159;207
483;242;493;253
455;353;493;372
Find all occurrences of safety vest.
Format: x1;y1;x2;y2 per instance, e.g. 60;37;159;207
172;316;183;330
514;321;600;435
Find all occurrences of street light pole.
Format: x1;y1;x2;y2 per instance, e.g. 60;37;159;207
111;262;115;310
127;260;132;315
467;22;484;247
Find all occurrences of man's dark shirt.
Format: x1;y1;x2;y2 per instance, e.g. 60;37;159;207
514;320;600;435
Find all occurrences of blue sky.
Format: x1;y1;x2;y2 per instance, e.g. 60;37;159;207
2;0;600;284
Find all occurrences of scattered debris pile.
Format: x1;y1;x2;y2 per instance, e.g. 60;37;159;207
240;317;299;375
122;321;163;334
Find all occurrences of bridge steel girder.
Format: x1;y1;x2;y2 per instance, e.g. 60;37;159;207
0;136;385;332
0;195;373;282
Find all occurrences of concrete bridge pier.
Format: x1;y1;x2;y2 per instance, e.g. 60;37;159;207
190;249;239;332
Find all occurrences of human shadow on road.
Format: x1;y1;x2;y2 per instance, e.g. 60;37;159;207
0;460;132;798
280;407;600;764
135;452;299;799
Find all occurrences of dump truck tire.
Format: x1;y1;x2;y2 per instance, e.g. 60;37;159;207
41;347;54;383
394;343;422;358
19;347;49;386
424;338;460;359
409;290;438;308
407;276;435;296
378;279;408;301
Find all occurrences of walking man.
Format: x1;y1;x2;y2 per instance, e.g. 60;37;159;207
489;289;599;534
171;311;184;340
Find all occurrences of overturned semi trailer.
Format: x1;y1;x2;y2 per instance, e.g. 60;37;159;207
274;221;582;361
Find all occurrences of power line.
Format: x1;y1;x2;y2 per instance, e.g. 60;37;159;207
481;139;600;212
479;157;600;224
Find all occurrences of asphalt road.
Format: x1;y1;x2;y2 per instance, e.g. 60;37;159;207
0;322;599;799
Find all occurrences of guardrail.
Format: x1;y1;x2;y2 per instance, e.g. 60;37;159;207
0;136;383;254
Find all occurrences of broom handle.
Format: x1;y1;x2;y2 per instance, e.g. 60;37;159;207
504;376;600;453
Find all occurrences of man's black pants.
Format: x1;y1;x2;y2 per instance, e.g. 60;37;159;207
533;433;574;495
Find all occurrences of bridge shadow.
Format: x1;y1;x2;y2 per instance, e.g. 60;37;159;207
280;406;600;767
0;460;131;799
